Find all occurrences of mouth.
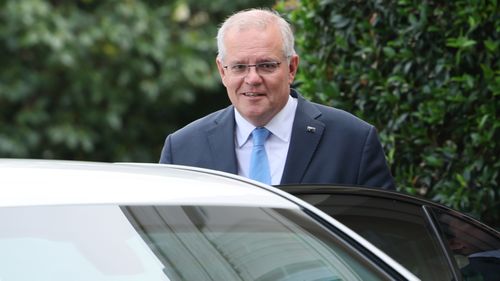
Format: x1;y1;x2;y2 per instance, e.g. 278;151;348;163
242;92;266;97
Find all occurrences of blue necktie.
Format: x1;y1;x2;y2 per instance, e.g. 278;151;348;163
249;127;271;184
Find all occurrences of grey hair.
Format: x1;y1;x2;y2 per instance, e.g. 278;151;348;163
216;8;296;63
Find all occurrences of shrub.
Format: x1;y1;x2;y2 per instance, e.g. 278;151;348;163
0;0;269;161
276;0;499;227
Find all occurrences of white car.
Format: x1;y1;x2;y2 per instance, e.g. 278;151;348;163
0;159;419;281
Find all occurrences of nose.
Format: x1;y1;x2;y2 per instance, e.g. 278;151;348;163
244;66;263;85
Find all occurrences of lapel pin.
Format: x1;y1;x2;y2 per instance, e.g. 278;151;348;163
306;126;316;133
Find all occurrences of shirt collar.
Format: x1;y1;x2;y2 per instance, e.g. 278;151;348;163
235;95;297;148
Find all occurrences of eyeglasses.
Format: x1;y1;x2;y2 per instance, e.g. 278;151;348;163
223;61;282;76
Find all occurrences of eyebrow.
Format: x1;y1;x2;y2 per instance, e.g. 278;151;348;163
230;58;279;64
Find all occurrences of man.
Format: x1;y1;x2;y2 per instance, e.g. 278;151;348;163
160;8;395;189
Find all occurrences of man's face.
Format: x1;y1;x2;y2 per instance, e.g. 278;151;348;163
216;24;299;127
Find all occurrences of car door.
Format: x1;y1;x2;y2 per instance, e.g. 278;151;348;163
281;185;500;281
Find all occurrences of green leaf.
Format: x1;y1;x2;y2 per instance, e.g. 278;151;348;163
446;37;477;49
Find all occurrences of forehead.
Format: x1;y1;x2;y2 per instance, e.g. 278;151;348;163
223;24;283;62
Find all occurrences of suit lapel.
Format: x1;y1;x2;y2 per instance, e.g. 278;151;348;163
281;93;325;184
206;106;238;174
203;92;324;180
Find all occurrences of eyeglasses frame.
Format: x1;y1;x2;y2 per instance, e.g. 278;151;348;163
222;61;283;76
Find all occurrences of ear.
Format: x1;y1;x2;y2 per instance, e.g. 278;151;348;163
288;54;300;85
216;57;228;87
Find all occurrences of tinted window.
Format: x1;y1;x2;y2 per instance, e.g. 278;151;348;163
295;193;453;281
433;208;500;281
123;205;389;281
0;205;390;281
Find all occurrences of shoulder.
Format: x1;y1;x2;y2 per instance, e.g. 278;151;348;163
170;106;234;138
297;95;373;132
320;103;370;128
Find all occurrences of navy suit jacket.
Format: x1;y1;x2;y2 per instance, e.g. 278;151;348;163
160;89;395;189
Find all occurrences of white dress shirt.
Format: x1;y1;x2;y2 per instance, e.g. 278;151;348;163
235;95;297;185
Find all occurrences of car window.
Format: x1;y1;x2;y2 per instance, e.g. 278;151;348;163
123;205;391;281
0;205;392;281
432;208;500;281
294;193;454;281
0;205;169;281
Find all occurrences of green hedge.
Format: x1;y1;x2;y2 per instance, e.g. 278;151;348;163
0;0;270;161
276;0;499;227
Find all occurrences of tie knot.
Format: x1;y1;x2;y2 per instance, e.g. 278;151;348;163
252;127;270;146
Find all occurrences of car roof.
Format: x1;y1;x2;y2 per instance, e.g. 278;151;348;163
0;159;297;209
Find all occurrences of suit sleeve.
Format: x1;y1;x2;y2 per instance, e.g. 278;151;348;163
159;135;173;164
358;127;396;190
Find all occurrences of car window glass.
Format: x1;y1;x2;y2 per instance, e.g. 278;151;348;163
296;193;453;281
433;209;500;281
0;205;390;281
122;205;390;281
0;205;169;281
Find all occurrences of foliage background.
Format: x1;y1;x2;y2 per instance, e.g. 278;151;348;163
0;0;273;161
275;0;499;228
1;0;498;227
